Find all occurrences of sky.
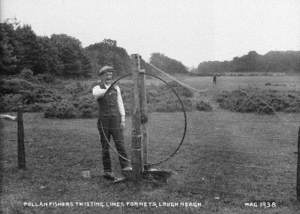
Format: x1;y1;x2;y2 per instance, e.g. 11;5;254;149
1;0;300;67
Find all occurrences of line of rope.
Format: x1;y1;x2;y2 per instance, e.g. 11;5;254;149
148;63;209;94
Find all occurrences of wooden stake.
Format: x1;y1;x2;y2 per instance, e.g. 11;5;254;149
131;54;143;180
17;108;26;169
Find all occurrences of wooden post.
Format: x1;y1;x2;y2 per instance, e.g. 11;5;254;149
131;54;143;180
297;126;300;201
17;107;26;169
139;68;149;170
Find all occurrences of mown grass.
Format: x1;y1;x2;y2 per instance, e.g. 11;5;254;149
1;111;300;213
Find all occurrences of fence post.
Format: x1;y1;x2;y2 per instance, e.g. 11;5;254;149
131;54;143;181
17;107;26;169
297;126;300;201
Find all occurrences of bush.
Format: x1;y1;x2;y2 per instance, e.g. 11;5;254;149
36;73;55;83
196;100;212;111
22;103;45;112
73;95;98;118
44;100;77;119
65;81;90;97
31;88;61;103
0;78;35;94
0;94;23;112
19;68;36;82
216;88;300;114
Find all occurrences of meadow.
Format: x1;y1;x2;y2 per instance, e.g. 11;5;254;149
1;74;300;213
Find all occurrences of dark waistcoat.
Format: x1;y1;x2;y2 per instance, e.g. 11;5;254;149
97;82;120;118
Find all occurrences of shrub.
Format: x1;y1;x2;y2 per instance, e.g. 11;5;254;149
65;81;87;95
0;87;60;113
0;94;23;112
196;100;212;111
73;95;98;118
0;78;35;94
44;100;77;119
216;88;300;114
36;73;55;83
19;68;36;82
31;88;61;103
22;103;45;112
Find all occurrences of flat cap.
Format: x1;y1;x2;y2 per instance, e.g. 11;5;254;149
98;65;114;75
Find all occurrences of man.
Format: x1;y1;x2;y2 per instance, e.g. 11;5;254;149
92;65;131;180
213;75;217;85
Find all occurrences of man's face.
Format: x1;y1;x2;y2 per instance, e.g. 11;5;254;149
100;71;113;84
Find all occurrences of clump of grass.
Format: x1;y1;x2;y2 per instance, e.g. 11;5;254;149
196;100;213;111
216;88;300;114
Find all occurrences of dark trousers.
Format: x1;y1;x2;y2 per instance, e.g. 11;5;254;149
97;116;129;172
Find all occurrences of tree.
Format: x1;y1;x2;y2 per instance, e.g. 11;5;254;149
35;36;63;74
195;50;300;75
14;25;41;73
51;34;91;76
85;41;131;76
150;53;188;74
0;22;17;75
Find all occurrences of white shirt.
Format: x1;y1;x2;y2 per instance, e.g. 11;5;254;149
92;84;126;122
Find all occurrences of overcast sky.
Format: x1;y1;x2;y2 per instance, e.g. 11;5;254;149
1;0;300;67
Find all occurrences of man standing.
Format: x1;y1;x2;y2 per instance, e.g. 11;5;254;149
92;65;131;180
213;75;217;85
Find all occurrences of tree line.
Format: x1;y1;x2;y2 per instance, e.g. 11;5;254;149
0;20;189;78
1;20;91;76
3;20;298;77
194;50;300;75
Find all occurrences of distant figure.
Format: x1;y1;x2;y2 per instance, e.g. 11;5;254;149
213;75;217;85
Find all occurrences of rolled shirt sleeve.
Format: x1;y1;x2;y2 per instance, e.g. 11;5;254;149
92;85;107;99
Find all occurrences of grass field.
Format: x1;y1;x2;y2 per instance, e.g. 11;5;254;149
182;75;300;91
1;75;300;213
